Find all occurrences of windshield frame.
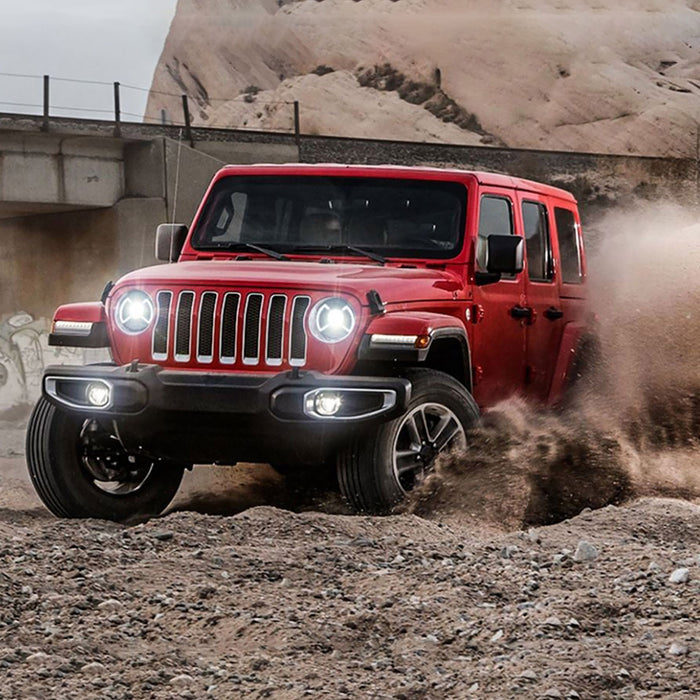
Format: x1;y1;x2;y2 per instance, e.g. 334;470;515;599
189;175;468;261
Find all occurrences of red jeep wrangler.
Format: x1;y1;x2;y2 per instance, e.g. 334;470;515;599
27;164;588;520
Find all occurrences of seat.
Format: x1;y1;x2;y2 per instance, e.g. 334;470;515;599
347;216;386;247
299;212;342;245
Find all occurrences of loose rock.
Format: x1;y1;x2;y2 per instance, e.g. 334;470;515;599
668;568;689;584
573;540;598;562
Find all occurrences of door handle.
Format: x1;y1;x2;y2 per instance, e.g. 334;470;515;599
544;307;564;321
510;305;533;321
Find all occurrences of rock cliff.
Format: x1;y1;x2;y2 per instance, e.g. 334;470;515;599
148;0;700;155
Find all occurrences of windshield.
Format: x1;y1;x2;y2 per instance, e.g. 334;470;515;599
191;176;467;259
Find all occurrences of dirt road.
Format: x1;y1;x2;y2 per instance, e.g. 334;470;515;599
0;415;698;700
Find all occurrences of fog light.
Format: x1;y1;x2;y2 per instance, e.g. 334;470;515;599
86;382;111;408
315;391;342;417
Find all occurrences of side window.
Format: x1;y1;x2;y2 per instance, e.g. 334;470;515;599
522;201;552;282
554;207;582;284
477;195;513;271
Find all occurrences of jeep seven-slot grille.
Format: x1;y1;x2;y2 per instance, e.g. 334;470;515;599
151;290;310;367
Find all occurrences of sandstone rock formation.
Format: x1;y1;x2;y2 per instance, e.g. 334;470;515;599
148;0;700;156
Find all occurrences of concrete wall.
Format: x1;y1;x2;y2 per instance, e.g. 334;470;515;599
195;138;298;165
0;197;171;320
0;312;107;416
0;132;124;218
0;133;229;320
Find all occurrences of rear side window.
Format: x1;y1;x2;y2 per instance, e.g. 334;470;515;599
477;195;513;271
554;207;582;284
522;201;552;282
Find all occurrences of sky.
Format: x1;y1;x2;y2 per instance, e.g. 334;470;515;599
0;0;178;121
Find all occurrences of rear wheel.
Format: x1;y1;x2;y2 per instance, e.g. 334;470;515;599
26;397;185;521
337;369;479;513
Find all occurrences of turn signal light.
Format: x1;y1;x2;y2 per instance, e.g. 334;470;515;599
415;335;430;349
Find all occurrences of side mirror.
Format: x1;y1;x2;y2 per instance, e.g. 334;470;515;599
156;224;188;262
475;234;524;285
486;234;524;274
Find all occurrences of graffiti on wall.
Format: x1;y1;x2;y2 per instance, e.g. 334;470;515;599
0;312;108;415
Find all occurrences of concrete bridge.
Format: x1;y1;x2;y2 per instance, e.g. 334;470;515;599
0;113;298;220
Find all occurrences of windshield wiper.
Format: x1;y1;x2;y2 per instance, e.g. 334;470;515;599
340;245;386;265
238;243;289;261
292;244;386;265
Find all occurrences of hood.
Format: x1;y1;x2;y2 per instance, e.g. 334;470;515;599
114;260;464;306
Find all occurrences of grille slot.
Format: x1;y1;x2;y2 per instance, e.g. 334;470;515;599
152;290;309;368
152;291;172;360
197;292;218;363
220;292;240;364
290;296;311;366
175;291;195;362
243;294;264;365
266;295;287;366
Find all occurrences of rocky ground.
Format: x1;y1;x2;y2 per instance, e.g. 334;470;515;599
0;417;698;699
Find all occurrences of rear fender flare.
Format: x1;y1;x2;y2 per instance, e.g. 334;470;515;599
547;321;587;405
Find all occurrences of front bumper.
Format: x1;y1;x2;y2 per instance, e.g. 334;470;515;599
41;364;411;465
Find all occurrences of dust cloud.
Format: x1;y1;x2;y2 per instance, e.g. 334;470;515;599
174;203;700;525
407;202;700;527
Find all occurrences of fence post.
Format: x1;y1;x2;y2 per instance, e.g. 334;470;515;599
42;75;50;132
293;100;301;151
113;82;121;137
181;94;194;148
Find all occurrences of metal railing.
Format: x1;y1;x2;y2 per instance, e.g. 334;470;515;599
0;71;301;143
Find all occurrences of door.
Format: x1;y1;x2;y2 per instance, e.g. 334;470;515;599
518;195;565;402
471;190;527;407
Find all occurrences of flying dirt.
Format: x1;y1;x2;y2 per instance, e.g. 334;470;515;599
0;204;698;697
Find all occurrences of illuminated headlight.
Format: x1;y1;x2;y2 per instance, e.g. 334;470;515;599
309;298;355;343
115;291;154;335
85;381;111;408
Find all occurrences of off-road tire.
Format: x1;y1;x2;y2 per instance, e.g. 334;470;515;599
26;397;185;521
337;369;480;513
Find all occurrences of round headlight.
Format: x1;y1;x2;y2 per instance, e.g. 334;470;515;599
115;291;154;335
309;297;356;344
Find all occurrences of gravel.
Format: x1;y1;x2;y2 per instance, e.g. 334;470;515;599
0;473;697;699
0;421;699;698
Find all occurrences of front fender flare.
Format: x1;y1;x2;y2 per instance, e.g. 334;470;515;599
49;302;109;348
358;312;472;391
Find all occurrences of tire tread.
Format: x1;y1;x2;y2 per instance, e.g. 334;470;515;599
337;369;480;514
25;397;184;521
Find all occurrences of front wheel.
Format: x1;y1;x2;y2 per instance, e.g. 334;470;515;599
337;369;480;513
26;397;185;521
